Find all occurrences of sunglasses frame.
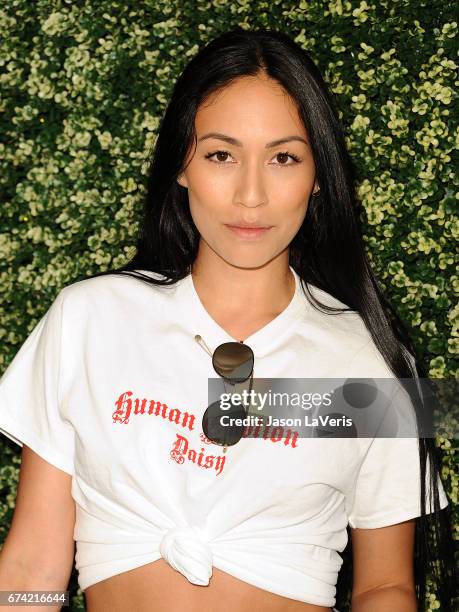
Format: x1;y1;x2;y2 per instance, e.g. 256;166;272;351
202;340;255;451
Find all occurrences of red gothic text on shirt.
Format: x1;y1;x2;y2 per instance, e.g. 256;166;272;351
112;390;195;430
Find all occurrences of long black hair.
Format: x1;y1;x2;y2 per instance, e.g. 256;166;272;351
82;28;456;611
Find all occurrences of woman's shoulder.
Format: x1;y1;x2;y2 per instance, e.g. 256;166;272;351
301;282;371;342
298;283;397;378
56;269;177;321
61;268;173;295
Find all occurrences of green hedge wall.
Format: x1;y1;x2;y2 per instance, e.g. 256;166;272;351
0;1;457;610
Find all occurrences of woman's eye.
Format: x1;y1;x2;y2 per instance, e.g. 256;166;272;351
272;151;302;165
205;150;233;163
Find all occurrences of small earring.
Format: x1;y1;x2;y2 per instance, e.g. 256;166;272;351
312;188;321;197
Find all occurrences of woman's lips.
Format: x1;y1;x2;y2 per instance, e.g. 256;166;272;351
225;225;273;239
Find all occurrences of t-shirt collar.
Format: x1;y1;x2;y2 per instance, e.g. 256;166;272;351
177;265;304;357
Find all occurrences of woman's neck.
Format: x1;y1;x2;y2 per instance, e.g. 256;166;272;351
190;251;295;340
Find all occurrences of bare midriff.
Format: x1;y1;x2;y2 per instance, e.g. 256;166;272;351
84;559;333;612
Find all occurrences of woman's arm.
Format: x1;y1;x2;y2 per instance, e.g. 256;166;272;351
0;445;76;611
351;519;417;612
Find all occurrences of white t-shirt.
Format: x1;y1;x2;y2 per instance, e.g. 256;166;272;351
0;265;448;608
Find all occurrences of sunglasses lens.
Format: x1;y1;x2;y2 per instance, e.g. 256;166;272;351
202;399;246;447
212;342;254;383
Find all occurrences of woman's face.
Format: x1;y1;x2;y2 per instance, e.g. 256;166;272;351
177;74;318;269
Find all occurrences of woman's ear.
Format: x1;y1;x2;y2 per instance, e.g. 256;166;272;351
176;172;188;188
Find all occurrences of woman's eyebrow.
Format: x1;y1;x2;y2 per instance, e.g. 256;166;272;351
197;132;308;148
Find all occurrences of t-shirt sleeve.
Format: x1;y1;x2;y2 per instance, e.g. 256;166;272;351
346;372;448;529
0;290;75;476
346;435;449;529
346;347;449;528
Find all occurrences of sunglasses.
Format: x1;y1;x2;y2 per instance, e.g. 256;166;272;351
195;336;254;452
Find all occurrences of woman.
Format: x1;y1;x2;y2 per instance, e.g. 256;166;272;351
0;28;455;612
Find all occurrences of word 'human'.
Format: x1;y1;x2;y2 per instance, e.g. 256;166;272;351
112;390;195;430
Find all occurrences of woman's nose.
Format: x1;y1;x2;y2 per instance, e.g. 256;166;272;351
233;161;268;209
